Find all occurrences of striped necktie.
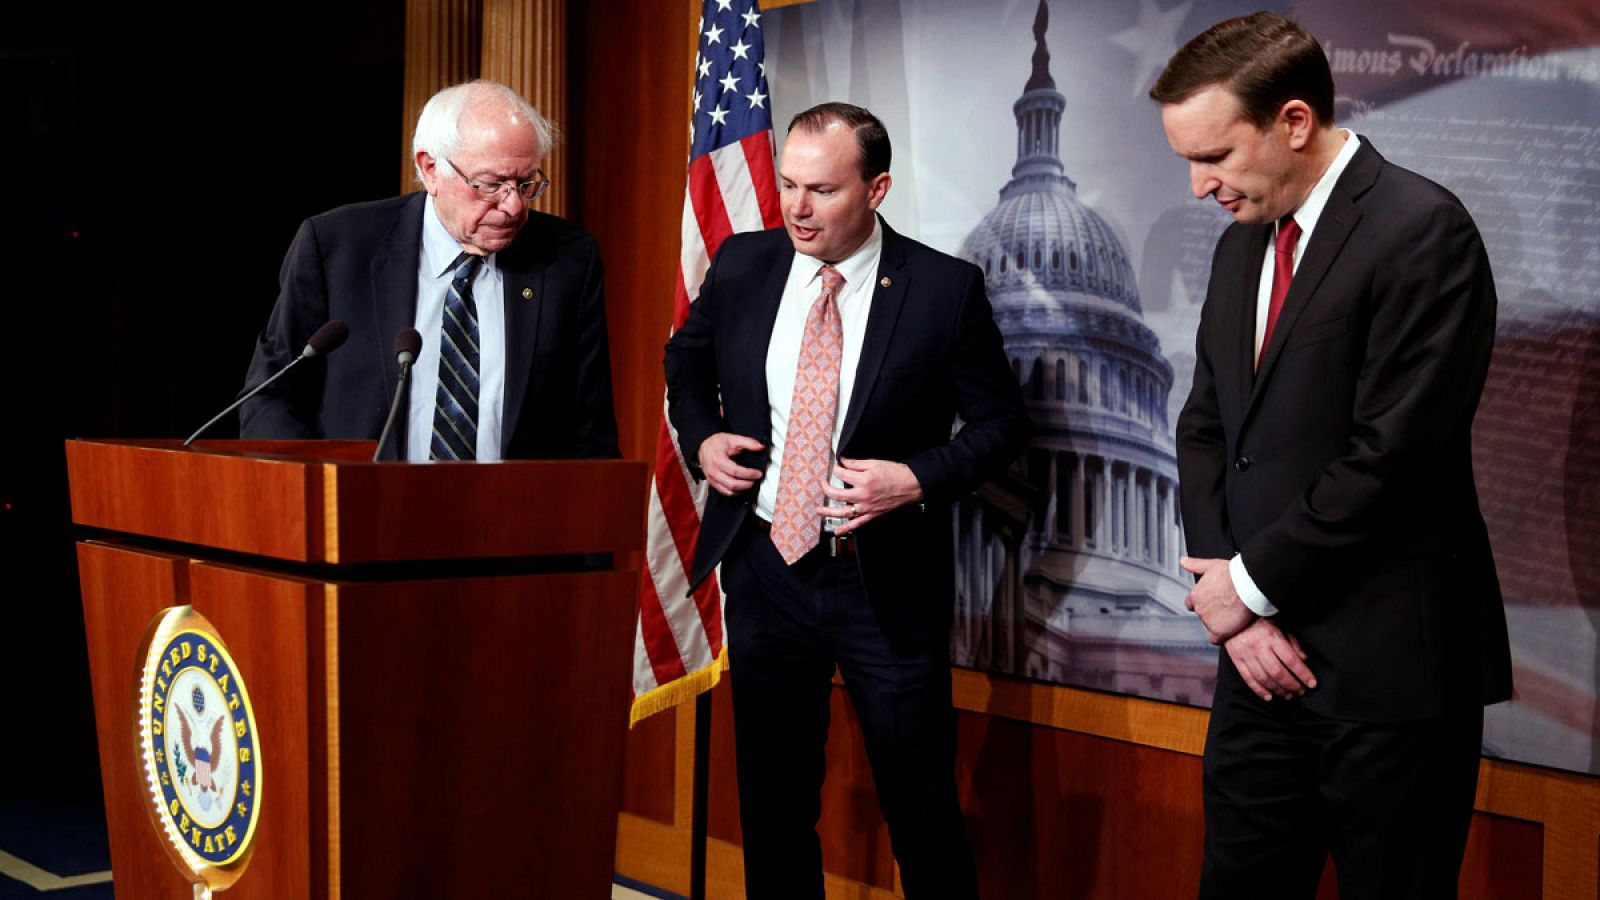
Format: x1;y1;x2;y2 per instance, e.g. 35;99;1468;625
431;253;484;460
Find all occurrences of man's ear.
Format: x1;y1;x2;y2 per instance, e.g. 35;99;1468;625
866;172;892;210
1279;99;1317;151
417;151;443;194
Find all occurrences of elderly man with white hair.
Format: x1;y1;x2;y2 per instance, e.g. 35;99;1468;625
241;80;618;462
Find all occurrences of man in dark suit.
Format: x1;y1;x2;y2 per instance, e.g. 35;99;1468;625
241;80;618;461
664;103;1028;899
1152;13;1512;899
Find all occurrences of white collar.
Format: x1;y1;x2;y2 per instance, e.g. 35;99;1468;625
1287;129;1360;238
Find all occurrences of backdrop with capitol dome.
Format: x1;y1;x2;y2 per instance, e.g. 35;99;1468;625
759;0;1600;779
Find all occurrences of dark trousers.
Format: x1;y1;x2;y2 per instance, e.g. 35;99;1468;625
721;522;978;900
1200;669;1485;900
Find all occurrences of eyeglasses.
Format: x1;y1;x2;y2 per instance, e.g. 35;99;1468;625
443;157;550;203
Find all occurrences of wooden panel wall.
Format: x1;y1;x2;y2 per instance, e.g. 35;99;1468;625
399;0;479;192
613;676;1564;900
574;0;698;463
573;0;700;879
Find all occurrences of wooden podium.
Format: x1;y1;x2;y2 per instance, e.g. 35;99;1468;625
66;439;646;898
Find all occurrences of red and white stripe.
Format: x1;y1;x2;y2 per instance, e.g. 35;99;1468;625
631;131;782;723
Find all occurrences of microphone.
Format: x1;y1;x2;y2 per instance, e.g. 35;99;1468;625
373;328;423;461
302;320;351;358
394;327;422;366
184;320;350;446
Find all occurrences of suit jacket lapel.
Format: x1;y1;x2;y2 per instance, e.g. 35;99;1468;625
369;193;426;460
838;220;908;450
1250;197;1359;390
499;239;543;455
1247;140;1380;418
1228;225;1271;421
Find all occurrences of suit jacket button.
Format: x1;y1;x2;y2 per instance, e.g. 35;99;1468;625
1234;456;1251;472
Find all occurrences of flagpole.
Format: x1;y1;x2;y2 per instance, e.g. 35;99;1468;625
689;692;712;900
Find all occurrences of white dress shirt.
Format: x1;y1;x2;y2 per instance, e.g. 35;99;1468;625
406;194;508;462
754;218;884;529
1233;130;1362;616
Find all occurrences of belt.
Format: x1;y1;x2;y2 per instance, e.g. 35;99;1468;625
750;516;856;558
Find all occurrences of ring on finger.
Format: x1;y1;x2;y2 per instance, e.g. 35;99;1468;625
849;502;858;518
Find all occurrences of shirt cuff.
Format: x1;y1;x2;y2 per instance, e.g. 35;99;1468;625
1230;554;1278;617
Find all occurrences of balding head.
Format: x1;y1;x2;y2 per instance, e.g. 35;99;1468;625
412;81;554;182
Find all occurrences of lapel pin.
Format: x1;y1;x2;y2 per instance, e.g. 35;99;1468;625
521;287;534;300
880;276;891;288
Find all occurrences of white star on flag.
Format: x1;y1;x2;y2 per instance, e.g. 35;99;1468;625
730;38;751;60
1110;0;1194;97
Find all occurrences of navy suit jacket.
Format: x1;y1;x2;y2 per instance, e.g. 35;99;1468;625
240;192;619;460
665;221;1030;646
1177;139;1512;721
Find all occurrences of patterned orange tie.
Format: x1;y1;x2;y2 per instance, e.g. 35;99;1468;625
771;265;846;564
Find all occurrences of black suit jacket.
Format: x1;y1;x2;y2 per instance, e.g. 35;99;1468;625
1177;139;1512;721
665;222;1030;646
240;192;619;460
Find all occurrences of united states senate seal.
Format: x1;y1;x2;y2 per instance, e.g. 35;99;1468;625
134;605;262;894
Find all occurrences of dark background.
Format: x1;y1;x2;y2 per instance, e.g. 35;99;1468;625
2;0;406;805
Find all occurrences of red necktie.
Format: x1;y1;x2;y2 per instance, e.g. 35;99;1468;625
771;265;846;564
1259;217;1301;368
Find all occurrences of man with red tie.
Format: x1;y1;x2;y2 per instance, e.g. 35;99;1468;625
664;102;1029;899
1153;13;1512;899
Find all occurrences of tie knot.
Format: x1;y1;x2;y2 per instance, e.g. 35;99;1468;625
452;253;484;285
818;265;844;296
1275;217;1302;255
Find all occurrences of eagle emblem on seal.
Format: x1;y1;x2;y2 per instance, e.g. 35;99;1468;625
175;684;228;809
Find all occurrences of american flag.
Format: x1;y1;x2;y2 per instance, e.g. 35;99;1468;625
630;0;782;724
